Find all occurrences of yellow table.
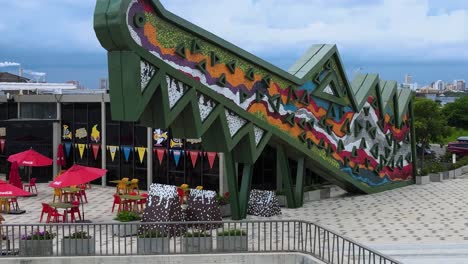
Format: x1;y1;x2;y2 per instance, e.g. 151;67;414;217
49;202;78;222
110;180;132;194
61;187;80;202
118;194;143;213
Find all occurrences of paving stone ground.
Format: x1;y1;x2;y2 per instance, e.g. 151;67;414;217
3;174;468;262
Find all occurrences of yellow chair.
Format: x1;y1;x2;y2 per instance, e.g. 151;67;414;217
117;182;128;194
52;188;62;203
129;179;139;194
121;178;129;182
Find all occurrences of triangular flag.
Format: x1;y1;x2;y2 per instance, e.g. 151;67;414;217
173;150;183;166
207;152;217;169
122;146;131;162
91;144;100;160
155;148;166;164
108;145;118;162
136;147;146;164
0;139;5;153
64;142;72;157
189;151;199;168
78;143;86;159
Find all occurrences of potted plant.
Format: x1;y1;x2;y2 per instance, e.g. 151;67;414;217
62;231;95;256
428;163;444;182
137;230;170;254
216;192;230;217
113;211;141;237
416;168;431;185
216;229;247;252
20;230;55;256
182;231;212;253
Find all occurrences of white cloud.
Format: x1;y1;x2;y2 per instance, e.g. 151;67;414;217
161;0;468;62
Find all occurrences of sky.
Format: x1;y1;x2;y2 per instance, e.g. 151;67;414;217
0;0;467;88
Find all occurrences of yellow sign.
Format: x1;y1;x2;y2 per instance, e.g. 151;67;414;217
75;128;87;139
91;124;100;142
62;125;72;139
107;145;118;162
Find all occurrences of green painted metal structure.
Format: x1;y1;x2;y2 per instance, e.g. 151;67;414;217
94;0;416;219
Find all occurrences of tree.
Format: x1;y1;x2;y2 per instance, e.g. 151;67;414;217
413;98;450;170
442;96;468;129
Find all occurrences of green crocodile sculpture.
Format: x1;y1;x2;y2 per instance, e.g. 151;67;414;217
94;0;416;219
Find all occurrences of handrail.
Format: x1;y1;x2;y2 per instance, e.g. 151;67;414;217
0;220;401;264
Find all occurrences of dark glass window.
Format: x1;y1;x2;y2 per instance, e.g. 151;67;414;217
20;103;56;119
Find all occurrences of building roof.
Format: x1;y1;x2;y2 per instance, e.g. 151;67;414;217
0;72;30;83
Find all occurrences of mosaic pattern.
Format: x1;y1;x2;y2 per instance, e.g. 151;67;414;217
185;189;221;230
198;94;216;122
140;60;156;91
247;189;282;217
253;126;264;146
94;0;414;192
224;109;247;137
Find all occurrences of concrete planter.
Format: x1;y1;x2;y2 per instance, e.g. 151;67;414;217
216;235;248;252
454;167;463;177
113;221;139;237
182;237;213;253
137;237;170;254
429;173;443;182
440;171;450;180
0;239;10;251
277;195;286;207
19;239;53;256
320;188;331;199
220;204;231;217
416;175;430;185
462;165;468;174
61;237;95;256
303;190;320;202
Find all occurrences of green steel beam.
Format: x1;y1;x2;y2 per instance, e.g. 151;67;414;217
294;157;305;207
277;145;296;208
239;164;253;219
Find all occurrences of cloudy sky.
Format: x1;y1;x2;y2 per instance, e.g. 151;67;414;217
0;0;467;88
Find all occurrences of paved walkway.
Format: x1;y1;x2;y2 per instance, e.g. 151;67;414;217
3;175;468;263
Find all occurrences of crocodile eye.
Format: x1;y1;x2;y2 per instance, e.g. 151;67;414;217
134;13;146;28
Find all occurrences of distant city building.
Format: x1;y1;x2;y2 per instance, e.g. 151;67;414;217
446;83;456;91
99;78;108;90
404;74;413;84
434;80;444;91
0;72;30;83
455;80;465;91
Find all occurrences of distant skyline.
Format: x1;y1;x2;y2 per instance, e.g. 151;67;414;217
1;0;467;88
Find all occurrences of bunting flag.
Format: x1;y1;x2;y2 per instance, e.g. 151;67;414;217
155;148;166;164
0;139;5;153
206;152;218;169
107;145;118;162
121;146;132;162
135;147;146;164
171;149;184;167
188;151;199;168
64;142;72;157
91;144;100;160
76;143;87;159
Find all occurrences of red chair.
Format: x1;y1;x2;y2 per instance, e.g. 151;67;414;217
111;194;128;213
8;198;19;211
137;193;148;212
75;185;88;203
64;201;81;222
40;203;63;223
24;178;38;194
176;188;185;204
39;203;50;222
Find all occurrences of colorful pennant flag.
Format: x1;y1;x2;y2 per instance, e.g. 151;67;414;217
135;147;146;164
206;152;218;169
76;143;87;159
91;144;100;160
107;145;118;162
188;151;199;168
0;139;5;153
121;146;132;162
64;142;72;157
171;149;184;167
155;148;166;164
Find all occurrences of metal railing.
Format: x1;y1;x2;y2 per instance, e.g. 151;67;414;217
0;220;401;264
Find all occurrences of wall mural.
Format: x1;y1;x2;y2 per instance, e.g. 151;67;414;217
95;0;415;193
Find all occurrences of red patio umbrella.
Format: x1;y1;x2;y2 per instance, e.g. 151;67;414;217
49;164;107;188
56;144;66;167
8;161;22;189
49;164;107;222
8;149;53;183
0;183;31;197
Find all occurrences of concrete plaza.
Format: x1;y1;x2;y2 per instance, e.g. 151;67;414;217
3;174;468;263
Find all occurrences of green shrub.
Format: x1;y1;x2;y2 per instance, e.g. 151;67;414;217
114;211;141;222
427;163;445;173
64;231;91;239
184;231;211;237
217;229;246;236
21;231;55;240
